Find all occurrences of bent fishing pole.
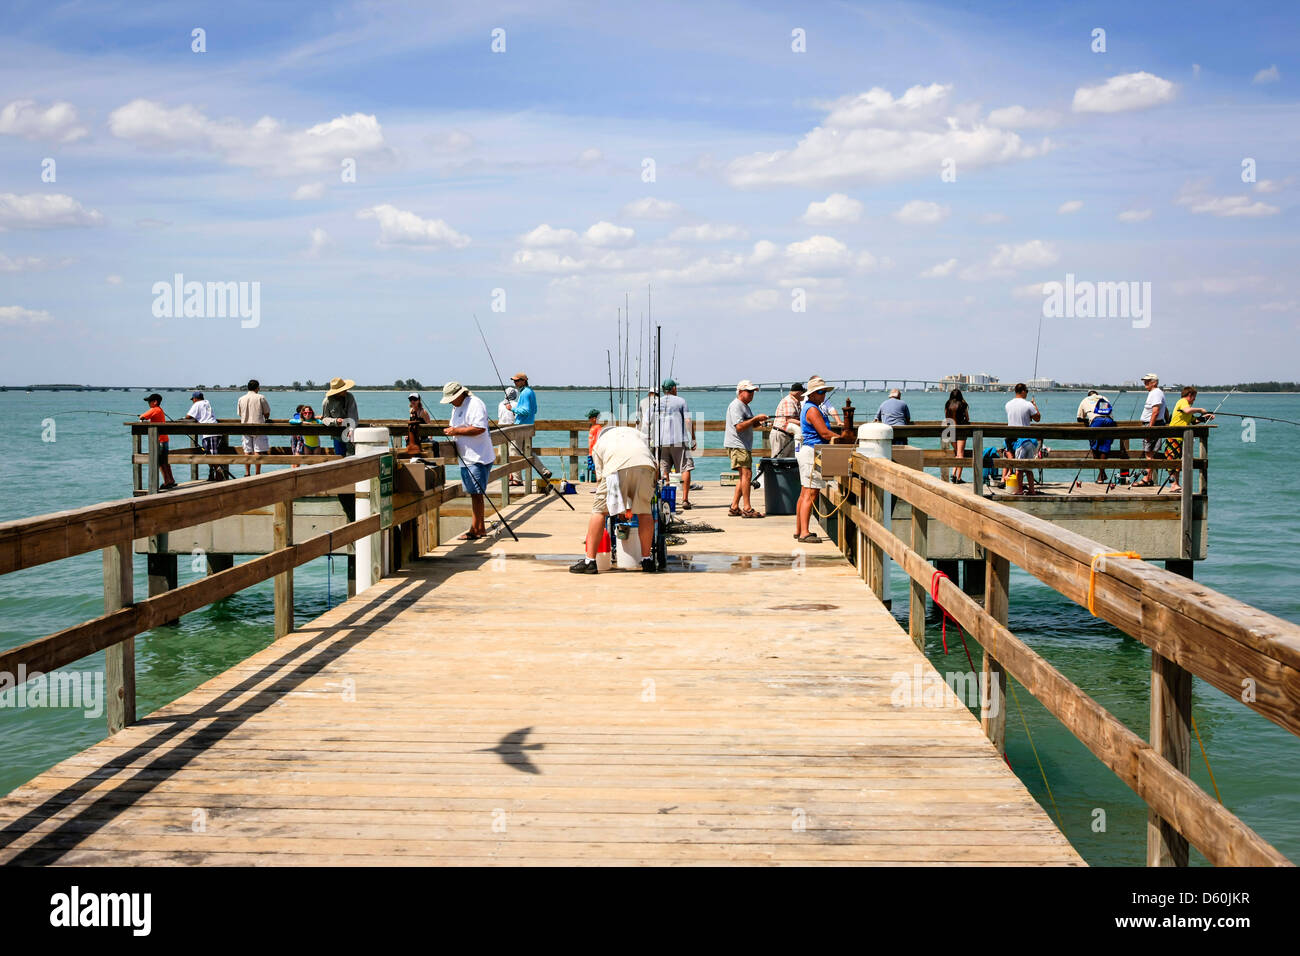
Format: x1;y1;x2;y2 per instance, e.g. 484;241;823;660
1203;410;1300;427
471;313;575;511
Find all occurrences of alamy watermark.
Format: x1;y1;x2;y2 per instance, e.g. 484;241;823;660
0;666;104;718
151;273;260;328
890;663;1000;717
1042;273;1151;328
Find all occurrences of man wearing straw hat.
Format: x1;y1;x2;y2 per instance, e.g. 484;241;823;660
441;381;495;541
794;376;838;543
321;377;359;456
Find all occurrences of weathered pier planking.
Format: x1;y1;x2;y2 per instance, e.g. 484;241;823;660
0;482;1082;866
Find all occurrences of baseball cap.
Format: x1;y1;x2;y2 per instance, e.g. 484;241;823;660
736;379;757;392
191;390;204;399
1141;372;1158;381
661;378;677;389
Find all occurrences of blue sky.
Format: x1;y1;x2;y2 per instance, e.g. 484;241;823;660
1;0;1296;387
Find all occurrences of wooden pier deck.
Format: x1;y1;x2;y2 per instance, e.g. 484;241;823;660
0;483;1082;866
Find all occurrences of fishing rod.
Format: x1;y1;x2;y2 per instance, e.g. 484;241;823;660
668;333;678;379
470;314;576;511
1210;387;1236;416
606;349;615;419
1206;411;1300;427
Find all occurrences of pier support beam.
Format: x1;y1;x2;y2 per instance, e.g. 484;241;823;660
866;481;885;603
206;553;234;574
1148;558;1193;867
981;552;1009;753
103;541;135;734
961;558;985;596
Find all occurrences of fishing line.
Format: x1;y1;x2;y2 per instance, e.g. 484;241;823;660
1208;411;1300;427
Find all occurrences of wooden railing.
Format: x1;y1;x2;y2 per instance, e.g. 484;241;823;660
7;425;536;736
816;450;1297;867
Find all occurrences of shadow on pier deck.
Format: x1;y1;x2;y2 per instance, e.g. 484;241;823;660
0;483;1081;866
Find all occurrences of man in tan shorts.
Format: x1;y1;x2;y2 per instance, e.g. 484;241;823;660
571;425;659;574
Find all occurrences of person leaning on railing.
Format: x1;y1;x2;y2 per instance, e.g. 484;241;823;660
321;377;359;456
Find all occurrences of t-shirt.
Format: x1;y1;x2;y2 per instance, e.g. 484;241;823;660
591;426;655;477
1169;397;1195;428
1076;395;1103;422
139;405;169;444
238;391;270;424
497;400;516;425
513;386;536;425
449;393;496;465
1143;387;1168;426
1005;397;1038;427
588;423;602;450
186;399;217;443
656;393;689;446
876;398;910;427
724;398;753;450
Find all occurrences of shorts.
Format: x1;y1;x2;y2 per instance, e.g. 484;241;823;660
1014;440;1038;460
461;461;491;495
796;443;825;490
593;465;656;515
770;428;795;458
683;452;694;471
242;435;270;454
291;435;306;455
728;448;753;471
1164;437;1183;461
156;443;169;465
1143;437;1162;455
200;436;222;455
658;444;687;471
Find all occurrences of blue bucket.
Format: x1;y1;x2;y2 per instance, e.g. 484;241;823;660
662;485;677;512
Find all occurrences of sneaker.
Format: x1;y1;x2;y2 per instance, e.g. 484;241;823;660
569;558;598;574
641;557;657;573
690;483;703;491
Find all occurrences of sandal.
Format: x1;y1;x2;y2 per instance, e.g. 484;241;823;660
728;507;742;516
741;509;764;518
682;501;693;510
458;530;486;541
798;533;822;543
1131;478;1154;487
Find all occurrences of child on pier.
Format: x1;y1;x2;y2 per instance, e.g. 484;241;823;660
139;393;178;491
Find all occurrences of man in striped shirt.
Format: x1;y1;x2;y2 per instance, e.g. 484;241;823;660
769;382;804;458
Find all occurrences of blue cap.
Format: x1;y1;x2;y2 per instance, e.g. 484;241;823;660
191;390;204;399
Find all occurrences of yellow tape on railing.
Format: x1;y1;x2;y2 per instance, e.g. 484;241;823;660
1088;550;1141;616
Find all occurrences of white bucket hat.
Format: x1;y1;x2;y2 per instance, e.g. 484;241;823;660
805;375;836;396
440;381;469;403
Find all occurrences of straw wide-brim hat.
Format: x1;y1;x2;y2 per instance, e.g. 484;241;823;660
805;375;836;396
441;381;469;404
325;377;355;397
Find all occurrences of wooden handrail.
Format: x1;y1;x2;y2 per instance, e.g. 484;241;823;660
831;453;1298;866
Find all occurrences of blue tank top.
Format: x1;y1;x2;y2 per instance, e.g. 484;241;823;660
800;401;825;448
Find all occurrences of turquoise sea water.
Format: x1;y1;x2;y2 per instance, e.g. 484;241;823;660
2;386;1297;866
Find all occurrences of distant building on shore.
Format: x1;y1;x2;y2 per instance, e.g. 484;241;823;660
1027;377;1058;390
940;372;1001;392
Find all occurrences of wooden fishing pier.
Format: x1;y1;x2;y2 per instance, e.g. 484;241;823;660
0;416;1295;866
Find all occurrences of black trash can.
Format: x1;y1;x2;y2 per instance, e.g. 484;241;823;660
759;457;800;516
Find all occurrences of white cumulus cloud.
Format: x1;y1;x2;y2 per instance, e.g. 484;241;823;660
920;258;958;278
0;193;103;229
1058;200;1084;214
726;82;1050;188
0;100;88;143
108;99;388;174
802;193;863;224
621;197;681;220
584;221;635;247
356;204;470;247
1176;186;1279;218
893;200;949;224
961;240;1058;279
1072;72;1176;113
1118;208;1152;222
306;228;330;257
1253;65;1281;85
292;182;325;200
0;305;52;325
520;224;579;247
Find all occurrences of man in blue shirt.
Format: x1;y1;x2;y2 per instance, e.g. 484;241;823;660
875;389;912;445
510;372;537;425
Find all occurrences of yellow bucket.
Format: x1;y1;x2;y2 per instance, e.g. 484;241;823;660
1005;472;1020;493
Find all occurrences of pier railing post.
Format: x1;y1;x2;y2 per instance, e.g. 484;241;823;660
569;429;579;481
909;505;928;650
273;498;293;639
1180;428;1194;560
1149;559;1193;866
981;551;1009;753
103;541;135;734
971;429;984;497
500;439;511;507
866;479;885;602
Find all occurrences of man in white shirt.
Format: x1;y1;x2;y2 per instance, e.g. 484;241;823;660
185;390;225;481
571;425;659;574
236;379;271;476
1004;382;1041;495
441;381;496;540
653;379;696;510
1138;372;1168;486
